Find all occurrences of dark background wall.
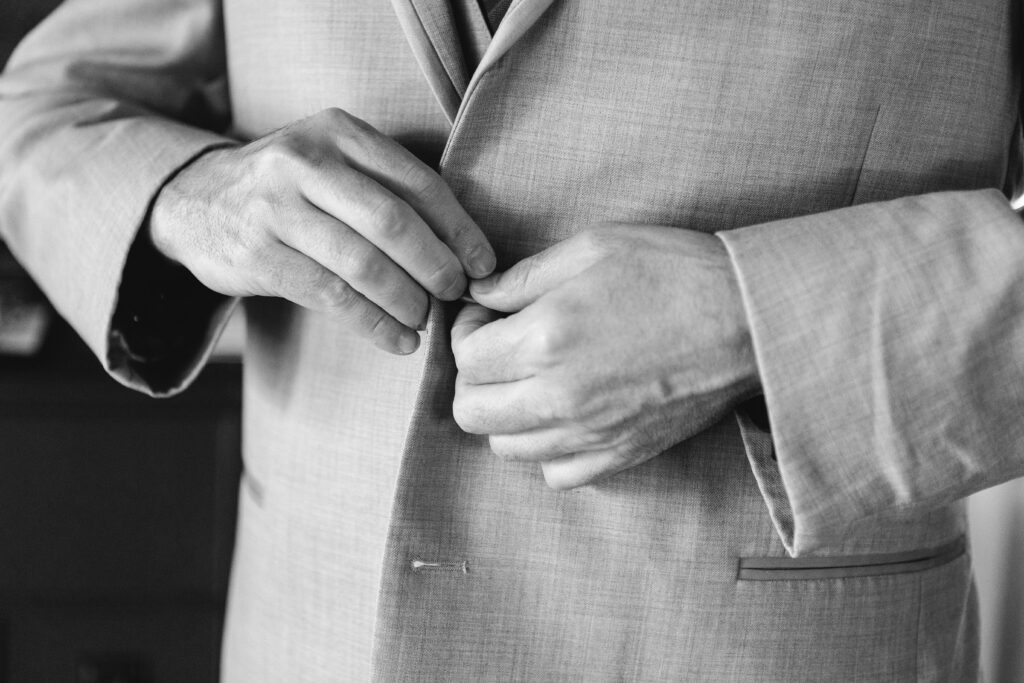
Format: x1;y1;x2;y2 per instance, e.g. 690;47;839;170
1;0;60;61
1;4;242;682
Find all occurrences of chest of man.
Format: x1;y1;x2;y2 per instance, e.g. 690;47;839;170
220;1;1015;679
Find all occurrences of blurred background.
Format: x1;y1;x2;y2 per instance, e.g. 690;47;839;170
1;4;242;681
1;2;1023;682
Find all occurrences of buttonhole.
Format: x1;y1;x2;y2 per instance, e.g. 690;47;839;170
410;559;469;574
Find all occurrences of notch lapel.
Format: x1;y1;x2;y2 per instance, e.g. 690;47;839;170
460;0;557;104
389;0;470;123
390;0;558;125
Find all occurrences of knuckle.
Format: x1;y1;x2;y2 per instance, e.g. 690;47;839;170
422;259;464;299
314;274;359;311
242;193;278;225
366;198;409;239
578;222;621;254
576;426;609;451
223;234;257;271
525;318;571;365
317;107;366;135
345;109;374;132
451;392;479;433
444;217;476;249
546;386;579;421
320;107;348;125
254;140;308;177
343;252;388;288
324;107;375;142
397;160;442;197
451;397;468;430
452;333;484;373
450;334;472;369
616;439;647;467
239;208;283;254
226;226;276;273
507;257;537;291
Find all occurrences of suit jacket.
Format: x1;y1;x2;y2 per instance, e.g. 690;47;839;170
2;0;1023;679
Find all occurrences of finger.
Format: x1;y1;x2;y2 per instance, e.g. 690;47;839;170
487;428;603;463
469;234;603;312
452;376;559;435
450;303;500;348
301;165;468;301
329;114;496;278
451;307;532;384
540;450;633;490
260;243;421;355
277;207;429;330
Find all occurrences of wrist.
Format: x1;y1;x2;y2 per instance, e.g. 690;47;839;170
148;144;236;264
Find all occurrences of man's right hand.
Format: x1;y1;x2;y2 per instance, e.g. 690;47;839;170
149;108;495;354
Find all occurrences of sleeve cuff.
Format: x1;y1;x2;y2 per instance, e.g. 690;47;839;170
109;215;238;396
720;189;1024;553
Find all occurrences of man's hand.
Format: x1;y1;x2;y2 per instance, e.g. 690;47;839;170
450;224;760;489
149;108;495;354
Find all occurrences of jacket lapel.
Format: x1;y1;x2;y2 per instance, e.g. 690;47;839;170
390;0;558;125
462;0;557;102
389;0;470;122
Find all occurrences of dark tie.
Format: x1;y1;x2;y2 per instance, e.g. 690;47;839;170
478;0;513;31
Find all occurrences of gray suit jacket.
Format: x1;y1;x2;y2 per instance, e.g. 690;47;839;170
2;0;1022;679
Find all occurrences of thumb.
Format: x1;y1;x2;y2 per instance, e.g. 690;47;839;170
450;303;501;350
468;235;600;312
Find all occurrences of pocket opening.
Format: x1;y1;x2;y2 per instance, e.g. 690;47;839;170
737;536;965;581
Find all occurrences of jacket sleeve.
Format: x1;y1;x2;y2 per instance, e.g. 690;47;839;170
0;0;237;396
719;188;1024;555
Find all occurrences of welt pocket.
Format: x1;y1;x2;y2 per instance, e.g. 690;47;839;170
737;536;965;581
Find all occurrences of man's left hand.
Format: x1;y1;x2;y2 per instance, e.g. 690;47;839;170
450;224;761;489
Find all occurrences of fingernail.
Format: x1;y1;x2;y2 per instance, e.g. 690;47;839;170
467;245;496;278
398;332;419;354
472;275;496;294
